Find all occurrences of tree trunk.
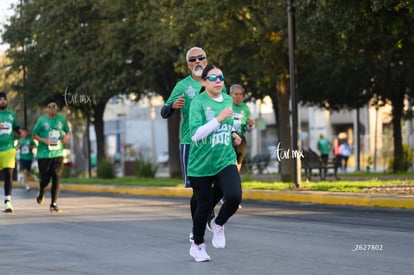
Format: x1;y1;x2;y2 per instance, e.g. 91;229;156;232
72;127;87;176
93;101;107;169
167;110;182;178
391;86;405;172
276;76;293;182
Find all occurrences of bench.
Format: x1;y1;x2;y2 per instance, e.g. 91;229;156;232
323;158;339;180
249;153;271;174
301;150;338;180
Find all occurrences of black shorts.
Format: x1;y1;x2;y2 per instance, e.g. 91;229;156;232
37;157;64;177
19;159;33;171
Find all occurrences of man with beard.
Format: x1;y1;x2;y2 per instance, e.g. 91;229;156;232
0;92;22;213
161;47;208;188
161;47;224;243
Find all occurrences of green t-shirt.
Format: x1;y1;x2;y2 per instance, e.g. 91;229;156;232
0;109;19;152
32;114;71;159
165;75;227;144
18;137;36;160
232;102;251;136
317;137;331;155
165;75;202;144
187;92;237;177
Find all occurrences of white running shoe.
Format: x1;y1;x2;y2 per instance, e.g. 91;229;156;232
211;218;225;248
2;201;13;213
189;243;211;262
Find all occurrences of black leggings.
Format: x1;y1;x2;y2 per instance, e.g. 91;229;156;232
3;168;14;198
190;182;222;221
184;144;222;221
37;157;64;205
189;165;242;245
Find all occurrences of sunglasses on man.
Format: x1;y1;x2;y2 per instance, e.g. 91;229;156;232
188;54;206;62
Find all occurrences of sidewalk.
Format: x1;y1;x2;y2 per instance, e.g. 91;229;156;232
17;182;414;210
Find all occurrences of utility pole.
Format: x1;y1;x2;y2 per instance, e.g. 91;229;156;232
288;0;301;187
20;0;27;129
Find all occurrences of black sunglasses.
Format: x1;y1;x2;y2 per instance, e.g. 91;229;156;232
188;54;206;62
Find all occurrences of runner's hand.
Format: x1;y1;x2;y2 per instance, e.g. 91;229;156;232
172;94;185;109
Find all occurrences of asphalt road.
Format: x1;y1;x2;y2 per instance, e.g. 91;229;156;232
1;187;413;275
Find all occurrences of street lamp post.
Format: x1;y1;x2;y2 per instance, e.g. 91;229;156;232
288;0;301;187
373;100;379;171
20;0;27;129
149;93;157;163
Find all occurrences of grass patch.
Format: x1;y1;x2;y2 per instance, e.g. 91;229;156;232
299;180;414;192
61;177;183;187
61;174;414;193
241;181;292;191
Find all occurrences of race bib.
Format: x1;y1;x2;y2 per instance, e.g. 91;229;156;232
233;114;243;132
0;122;12;135
22;145;30;154
48;130;61;151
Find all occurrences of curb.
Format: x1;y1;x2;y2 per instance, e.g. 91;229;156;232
242;190;414;209
18;183;414;210
60;184;414;210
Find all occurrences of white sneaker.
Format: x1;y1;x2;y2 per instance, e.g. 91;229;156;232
2;201;13;213
189;232;194;243
189;243;211;262
211;218;225;248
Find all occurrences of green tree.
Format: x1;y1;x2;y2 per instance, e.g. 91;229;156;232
296;0;414;172
126;0;187;177
157;0;294;181
4;0;297;181
3;0;148;176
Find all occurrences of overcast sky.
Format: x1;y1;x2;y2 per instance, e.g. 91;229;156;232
0;0;18;51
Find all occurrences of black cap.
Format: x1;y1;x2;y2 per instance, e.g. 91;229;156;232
0;92;7;99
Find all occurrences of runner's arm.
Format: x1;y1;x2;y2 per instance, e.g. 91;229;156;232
191;119;220;141
160;105;174;119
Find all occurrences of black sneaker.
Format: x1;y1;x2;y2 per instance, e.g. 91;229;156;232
36;193;44;205
50;204;62;213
